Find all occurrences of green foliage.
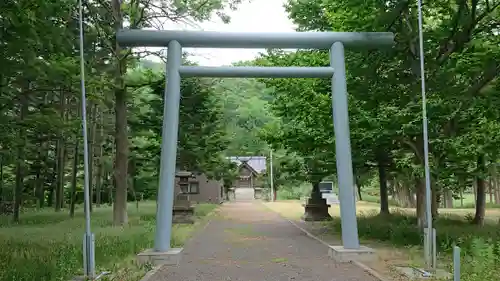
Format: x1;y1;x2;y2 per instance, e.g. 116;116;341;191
257;2;500;278
2;0;500;279
326;211;500;280
129;65;229;174
460;239;500;281
256;0;500;223
0;202;216;281
0;0;250;211
213;78;276;155
260;149;308;191
1;0;274;279
275;183;311;200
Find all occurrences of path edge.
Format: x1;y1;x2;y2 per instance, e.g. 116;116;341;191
138;204;221;281
260;201;391;281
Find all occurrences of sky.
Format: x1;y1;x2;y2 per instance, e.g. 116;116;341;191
150;0;296;66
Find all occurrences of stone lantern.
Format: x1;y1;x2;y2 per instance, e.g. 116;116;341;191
173;171;195;224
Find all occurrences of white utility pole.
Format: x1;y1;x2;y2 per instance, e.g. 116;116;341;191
78;0;95;278
270;150;274;202
416;0;434;269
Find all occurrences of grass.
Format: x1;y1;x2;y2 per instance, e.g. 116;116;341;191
0;201;218;281
265;200;500;281
271;257;288;263
361;191;500;209
278;199;500;223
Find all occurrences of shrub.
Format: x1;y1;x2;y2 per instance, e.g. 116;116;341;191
277;183;311;200
325;211;500;281
461;202;500;209
458;238;500;281
329;211;500;252
360;194;402;207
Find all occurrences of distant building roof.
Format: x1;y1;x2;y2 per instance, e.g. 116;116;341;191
228;156;267;174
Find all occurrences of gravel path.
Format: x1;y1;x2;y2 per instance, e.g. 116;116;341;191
149;202;378;281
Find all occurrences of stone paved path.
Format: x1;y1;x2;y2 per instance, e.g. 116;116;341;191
149;202;378;281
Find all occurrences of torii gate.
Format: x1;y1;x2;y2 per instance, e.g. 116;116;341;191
116;29;394;260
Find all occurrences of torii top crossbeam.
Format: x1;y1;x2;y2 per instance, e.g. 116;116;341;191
116;29;394;49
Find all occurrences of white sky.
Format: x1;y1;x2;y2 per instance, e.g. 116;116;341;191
149;0;296;66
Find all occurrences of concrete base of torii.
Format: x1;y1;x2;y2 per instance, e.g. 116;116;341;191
328;245;376;263
137;248;183;266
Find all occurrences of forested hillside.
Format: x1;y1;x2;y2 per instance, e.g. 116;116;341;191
214;78;275;155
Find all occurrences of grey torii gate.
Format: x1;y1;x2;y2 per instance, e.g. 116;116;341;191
117;29;394;257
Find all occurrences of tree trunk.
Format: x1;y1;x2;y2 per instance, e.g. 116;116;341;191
35;141;49;208
407;184;416;207
473;180;477;203
13;92;28;223
55;91;66;211
494;178;500;204
95;108;104;207
392;179;400;206
47;156;57;207
460;187;464;207
496;185;500;205
128;159;138;210
55;139;66;211
35;168;43;208
113;91;128;224
416;178;427;229
431;185;439;218
492;164;499;204
34;146;42;207
108;170;114;206
70;142;79;218
488;178;493;203
88;103;96;213
13;154;24;223
356;181;363;201
96;160;103;207
444;190;453;208
47;187;54;207
0;156;3;202
472;155;486;226
394;179;413;208
377;160;389;215
112;0;128;225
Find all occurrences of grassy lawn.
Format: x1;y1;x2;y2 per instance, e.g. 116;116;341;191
361;192;500;210
264;200;500;281
0;202;218;281
270;199;500;222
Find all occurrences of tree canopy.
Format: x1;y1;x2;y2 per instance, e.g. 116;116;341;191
1;0;499;228
257;0;500;225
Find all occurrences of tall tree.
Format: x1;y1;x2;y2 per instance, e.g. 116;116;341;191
105;0;247;225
